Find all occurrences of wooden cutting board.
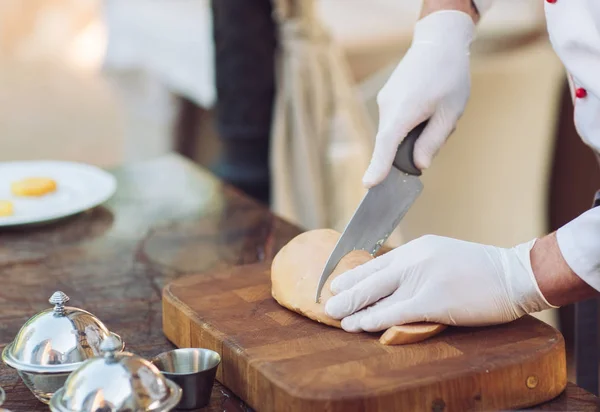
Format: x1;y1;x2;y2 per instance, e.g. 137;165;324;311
162;262;567;412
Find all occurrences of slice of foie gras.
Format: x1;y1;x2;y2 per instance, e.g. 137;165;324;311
270;229;446;345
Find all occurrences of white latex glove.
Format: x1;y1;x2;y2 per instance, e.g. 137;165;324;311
363;11;474;187
325;235;556;331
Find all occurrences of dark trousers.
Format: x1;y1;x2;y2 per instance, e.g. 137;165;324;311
210;0;277;204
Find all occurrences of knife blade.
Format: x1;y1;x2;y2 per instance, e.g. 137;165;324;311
315;121;428;302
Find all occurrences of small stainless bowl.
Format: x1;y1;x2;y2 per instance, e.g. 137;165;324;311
50;336;182;412
151;348;221;410
1;291;124;404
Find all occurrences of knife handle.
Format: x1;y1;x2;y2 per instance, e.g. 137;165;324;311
393;121;428;176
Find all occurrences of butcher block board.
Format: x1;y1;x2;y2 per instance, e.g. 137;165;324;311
162;263;567;412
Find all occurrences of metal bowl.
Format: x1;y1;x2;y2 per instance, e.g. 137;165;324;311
1;291;124;404
50;336;182;412
151;348;221;409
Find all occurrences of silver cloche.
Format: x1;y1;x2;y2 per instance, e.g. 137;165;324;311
2;291;124;404
50;335;182;412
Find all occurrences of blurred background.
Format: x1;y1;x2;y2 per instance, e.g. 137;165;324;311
1;0;599;378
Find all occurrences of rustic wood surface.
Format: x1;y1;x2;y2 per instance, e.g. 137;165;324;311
0;153;597;411
163;264;566;412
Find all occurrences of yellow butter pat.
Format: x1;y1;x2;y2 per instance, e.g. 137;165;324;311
0;200;14;216
11;177;57;197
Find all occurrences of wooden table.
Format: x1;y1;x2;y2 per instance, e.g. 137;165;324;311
0;154;598;411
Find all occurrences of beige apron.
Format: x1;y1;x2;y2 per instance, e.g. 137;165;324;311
271;0;390;241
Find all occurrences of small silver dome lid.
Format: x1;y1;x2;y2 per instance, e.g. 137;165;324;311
50;336;182;412
2;291;124;373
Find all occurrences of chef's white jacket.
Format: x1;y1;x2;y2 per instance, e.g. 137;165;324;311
476;0;600;291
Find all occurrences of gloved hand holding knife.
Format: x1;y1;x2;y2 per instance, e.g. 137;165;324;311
322;0;600;331
363;5;474;185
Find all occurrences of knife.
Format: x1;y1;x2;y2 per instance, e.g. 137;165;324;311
315;121;428;302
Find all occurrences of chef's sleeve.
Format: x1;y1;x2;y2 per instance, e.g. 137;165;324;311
557;206;600;291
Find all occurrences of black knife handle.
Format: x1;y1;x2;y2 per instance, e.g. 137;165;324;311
393;121;428;176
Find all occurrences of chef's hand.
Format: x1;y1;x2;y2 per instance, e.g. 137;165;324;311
363;10;475;187
325;235;557;331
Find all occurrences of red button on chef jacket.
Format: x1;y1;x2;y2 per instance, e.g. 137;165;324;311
547;0;557;3
576;88;588;98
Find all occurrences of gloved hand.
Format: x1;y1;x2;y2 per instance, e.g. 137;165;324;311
325;235;556;331
363;11;475;187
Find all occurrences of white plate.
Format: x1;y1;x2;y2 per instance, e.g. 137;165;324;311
0;161;117;227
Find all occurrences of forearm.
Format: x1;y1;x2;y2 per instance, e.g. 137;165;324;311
532;205;600;306
531;232;597;307
420;0;480;22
